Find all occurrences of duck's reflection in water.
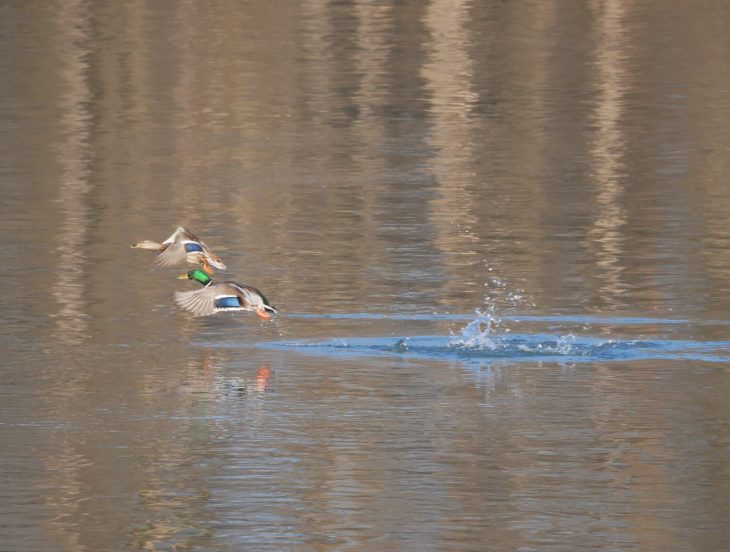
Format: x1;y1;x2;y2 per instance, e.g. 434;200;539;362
127;354;276;549
255;365;272;392
212;364;273;399
184;353;273;401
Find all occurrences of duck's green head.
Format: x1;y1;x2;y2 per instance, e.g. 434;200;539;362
177;269;212;286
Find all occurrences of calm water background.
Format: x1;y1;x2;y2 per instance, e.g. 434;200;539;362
2;1;730;550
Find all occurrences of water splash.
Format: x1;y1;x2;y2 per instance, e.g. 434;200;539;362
446;308;582;358
481;262;536;311
449;307;502;350
515;333;578;356
247;308;730;364
253;332;729;364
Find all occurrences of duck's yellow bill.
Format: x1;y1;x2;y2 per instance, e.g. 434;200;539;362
176;273;188;279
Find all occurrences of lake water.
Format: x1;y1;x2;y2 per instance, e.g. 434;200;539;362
2;1;730;550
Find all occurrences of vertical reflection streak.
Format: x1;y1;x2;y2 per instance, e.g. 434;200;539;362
352;1;393;293
43;1;94;546
587;0;629;307
51;0;93;345
300;0;332;122
168;1;205;223
353;2;391;123
589;9;676;544
421;0;479;304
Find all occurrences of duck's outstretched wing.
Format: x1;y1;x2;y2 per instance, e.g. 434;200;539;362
157;227;226;270
155;228;199;267
174;284;245;317
155;241;186;267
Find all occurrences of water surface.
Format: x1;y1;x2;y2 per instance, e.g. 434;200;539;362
1;1;730;550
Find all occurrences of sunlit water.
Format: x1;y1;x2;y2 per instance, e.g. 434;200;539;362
2;1;730;551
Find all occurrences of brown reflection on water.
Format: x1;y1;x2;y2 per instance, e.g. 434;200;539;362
422;0;481;307
688;8;730;316
2;0;730;550
50;0;93;345
41;348;259;550
589;368;677;549
586;0;630;308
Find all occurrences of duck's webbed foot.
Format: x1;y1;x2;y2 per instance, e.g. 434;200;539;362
255;307;272;321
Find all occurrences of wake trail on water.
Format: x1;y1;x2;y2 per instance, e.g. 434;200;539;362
252;308;730;364
199;269;730;364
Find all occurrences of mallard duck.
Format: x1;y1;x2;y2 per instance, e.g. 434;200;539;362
130;227;226;274
175;269;277;321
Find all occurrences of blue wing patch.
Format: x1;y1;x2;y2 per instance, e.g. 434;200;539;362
215;296;241;309
184;242;203;253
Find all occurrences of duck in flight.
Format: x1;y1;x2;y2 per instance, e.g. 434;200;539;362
130;227;226;274
175;269;277;321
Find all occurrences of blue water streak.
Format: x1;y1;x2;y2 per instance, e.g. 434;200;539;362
255;334;730;365
282;312;730;326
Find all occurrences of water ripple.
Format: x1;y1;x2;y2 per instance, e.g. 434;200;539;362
258;333;730;365
283;312;730;326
